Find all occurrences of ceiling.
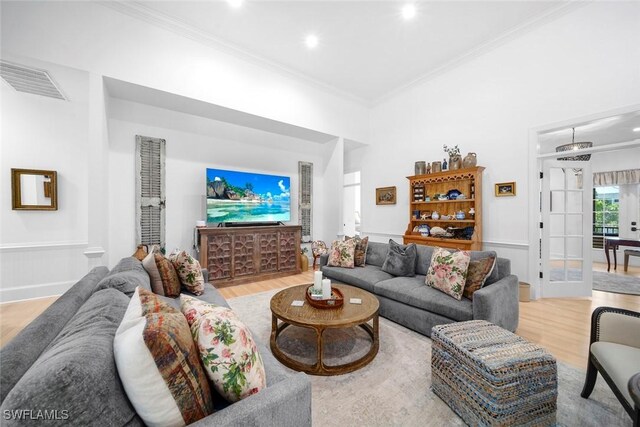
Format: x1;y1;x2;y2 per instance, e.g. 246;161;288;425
538;110;640;153
126;0;571;103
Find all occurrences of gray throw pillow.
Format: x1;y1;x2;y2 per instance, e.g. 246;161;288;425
95;258;151;296
381;240;417;277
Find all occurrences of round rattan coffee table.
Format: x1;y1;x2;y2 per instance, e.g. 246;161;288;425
270;283;379;376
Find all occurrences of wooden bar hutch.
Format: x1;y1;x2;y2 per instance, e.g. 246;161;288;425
403;167;484;251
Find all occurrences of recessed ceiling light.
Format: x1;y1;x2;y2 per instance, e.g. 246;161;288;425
226;0;243;8
633;127;640;132
305;34;319;49
402;4;417;20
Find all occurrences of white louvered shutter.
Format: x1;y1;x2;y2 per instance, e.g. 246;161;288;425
136;135;166;250
298;161;313;242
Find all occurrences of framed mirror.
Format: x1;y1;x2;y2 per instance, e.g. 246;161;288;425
11;168;58;210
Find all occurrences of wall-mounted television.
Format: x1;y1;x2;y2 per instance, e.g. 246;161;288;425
206;168;291;224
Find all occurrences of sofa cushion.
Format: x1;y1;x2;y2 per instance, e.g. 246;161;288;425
169;249;206;296
415;245;435;276
382;240;417;277
426;248;471;300
154;254;181;297
0;288;142;426
114;287;214;426
345;235;369;267
470;251;500;284
0;266;109;403
96;258;151;296
374;276;473;322
463;256;496;300
322;265;394;293
365;241;389;267
181;295;267;403
142;250;165;296
591;341;640;406
327;239;356;268
109;256;145;275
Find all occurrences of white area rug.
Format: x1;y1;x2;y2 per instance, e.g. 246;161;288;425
229;290;630;427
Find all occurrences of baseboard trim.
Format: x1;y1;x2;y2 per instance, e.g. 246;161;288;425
0;281;75;303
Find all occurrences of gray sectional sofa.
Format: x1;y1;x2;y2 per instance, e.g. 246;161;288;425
0;257;311;427
320;241;519;337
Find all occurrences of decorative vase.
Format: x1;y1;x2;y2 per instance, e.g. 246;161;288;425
415;161;426;175
469;207;475;218
300;252;309;271
449;155;462;170
431;211;440;220
463;152;477;168
132;245;148;261
442;158;448;170
426;163;432;174
432;161;442;173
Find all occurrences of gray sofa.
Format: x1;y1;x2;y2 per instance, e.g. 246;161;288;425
320;241;519;337
0;257;311;427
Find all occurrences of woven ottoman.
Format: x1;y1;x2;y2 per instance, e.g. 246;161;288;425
431;320;557;427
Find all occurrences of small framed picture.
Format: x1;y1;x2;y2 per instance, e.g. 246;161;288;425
376;186;397;205
495;182;516;197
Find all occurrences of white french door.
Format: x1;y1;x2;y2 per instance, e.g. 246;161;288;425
541;160;593;297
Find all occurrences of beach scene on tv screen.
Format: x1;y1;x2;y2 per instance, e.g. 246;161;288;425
206;168;291;223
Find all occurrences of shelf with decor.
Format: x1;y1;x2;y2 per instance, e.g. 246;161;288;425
411;199;476;205
404;166;484;251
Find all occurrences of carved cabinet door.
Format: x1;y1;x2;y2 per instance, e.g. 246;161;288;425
206;234;232;280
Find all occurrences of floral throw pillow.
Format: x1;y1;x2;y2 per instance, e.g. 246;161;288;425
425;247;471;300
169;249;206;296
345;236;369;267
327;239;356;268
463;256;496;300
181;295;266;403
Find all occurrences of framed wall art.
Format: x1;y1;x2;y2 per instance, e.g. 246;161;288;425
376;186;396;205
495;182;516;197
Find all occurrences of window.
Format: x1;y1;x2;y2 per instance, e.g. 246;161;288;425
592;186;619;249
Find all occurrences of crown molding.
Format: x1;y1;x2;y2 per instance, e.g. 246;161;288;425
98;1;371;107
372;1;587;106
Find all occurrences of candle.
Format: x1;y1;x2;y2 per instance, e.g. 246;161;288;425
314;271;323;292
322;279;331;300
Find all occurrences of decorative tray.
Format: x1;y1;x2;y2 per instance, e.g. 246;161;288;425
305;285;344;309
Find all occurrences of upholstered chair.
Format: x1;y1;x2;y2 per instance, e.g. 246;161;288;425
630;372;640;427
581;306;640;426
311;240;328;270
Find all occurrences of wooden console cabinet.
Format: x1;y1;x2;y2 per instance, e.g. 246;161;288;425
198;225;302;287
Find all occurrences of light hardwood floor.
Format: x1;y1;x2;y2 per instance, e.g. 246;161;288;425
1;262;639;371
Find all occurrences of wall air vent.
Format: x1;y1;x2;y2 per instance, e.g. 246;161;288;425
0;60;66;100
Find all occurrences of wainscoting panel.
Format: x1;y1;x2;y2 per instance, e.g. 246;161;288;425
0;242;92;302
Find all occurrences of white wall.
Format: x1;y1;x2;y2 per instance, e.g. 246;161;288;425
364;2;640;281
0;56;91;301
107;98;328;265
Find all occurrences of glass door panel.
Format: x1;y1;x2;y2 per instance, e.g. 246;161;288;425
542;160;592;297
